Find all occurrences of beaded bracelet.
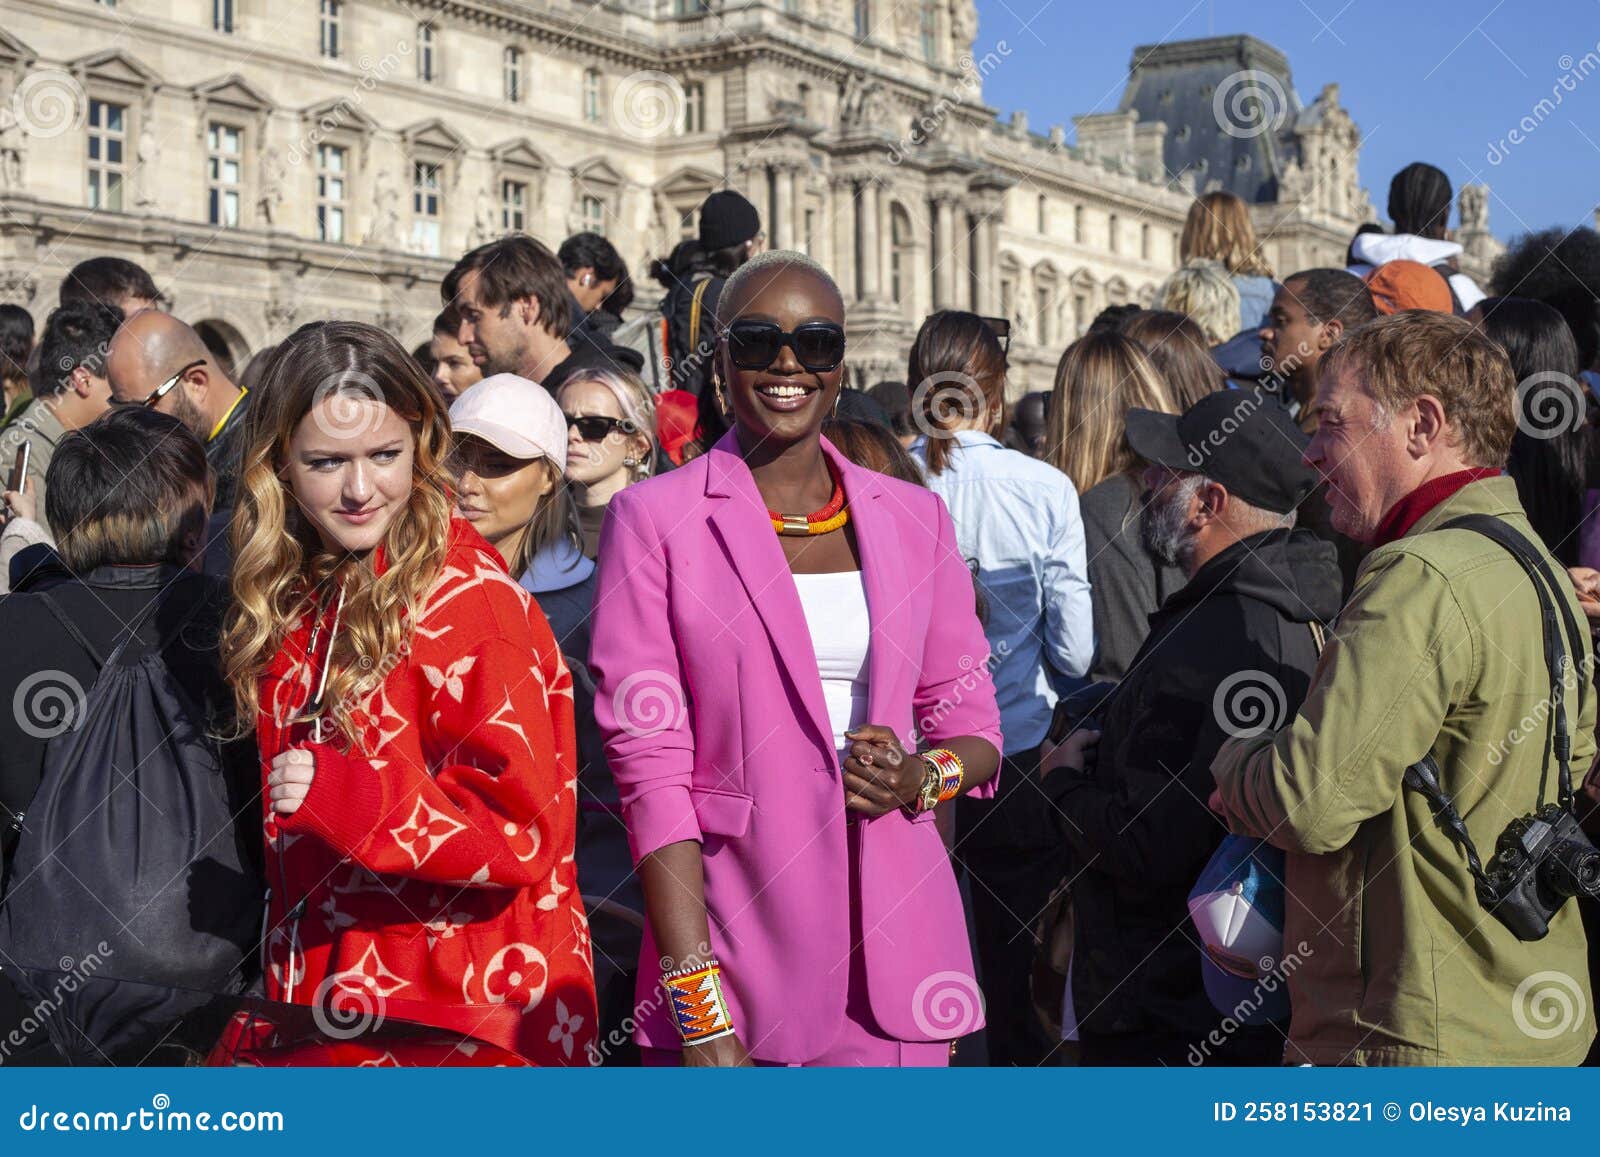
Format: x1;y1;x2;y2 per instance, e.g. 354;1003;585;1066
663;960;737;1045
923;747;965;802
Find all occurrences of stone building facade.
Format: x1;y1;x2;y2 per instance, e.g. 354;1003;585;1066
0;3;1495;392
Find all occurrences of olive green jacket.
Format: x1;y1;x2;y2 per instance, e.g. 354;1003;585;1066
1213;477;1596;1066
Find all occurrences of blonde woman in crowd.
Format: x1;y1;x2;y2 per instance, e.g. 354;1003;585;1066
1180;190;1278;331
1157;259;1243;348
556;366;657;559
1046;330;1177;681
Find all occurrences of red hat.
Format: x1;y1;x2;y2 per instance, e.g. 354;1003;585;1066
654;389;702;466
1365;260;1453;315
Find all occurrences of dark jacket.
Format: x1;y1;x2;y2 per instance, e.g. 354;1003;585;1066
1080;471;1186;682
565;292;645;378
0;565;258;894
202;388;251;577
1045;527;1341;1048
661;272;722;397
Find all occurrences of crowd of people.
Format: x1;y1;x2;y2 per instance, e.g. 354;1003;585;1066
1;156;1600;1069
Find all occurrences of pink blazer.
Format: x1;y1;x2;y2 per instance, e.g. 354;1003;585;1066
589;432;1002;1062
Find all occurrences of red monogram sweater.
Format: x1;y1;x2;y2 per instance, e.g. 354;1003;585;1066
255;518;597;1065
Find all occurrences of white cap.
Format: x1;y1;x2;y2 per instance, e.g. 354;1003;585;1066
448;373;567;472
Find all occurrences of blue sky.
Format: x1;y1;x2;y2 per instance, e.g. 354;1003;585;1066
974;0;1600;241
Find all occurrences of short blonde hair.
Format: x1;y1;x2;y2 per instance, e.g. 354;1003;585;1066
1180;191;1274;277
1158;259;1242;346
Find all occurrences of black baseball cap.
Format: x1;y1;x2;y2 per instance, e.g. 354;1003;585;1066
1125;389;1316;515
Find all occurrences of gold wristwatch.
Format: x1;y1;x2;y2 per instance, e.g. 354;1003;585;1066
912;755;942;814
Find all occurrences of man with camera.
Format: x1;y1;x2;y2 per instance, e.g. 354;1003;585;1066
1212;311;1598;1066
1039;390;1342;1065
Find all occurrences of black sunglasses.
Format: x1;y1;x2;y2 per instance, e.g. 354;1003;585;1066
565;413;637;442
725;321;846;373
979;316;1011;357
119;357;205;409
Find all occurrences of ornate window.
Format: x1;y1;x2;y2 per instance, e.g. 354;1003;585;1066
502;179;527;232
86;99;128;211
418;23;437;83
504;47;523;103
213;0;234;33
412;161;442;255
319;0;341;59
583;68;601;122
682;81;705;134
316;143;347;242
207;122;243;227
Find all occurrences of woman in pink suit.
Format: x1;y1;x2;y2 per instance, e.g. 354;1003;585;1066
589;251;1002;1067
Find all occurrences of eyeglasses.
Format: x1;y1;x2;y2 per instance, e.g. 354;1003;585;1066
725;321;846;373
565;413;637;442
979;316;1012;357
124;358;205;409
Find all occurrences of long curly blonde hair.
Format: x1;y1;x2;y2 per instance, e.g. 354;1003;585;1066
222;320;454;750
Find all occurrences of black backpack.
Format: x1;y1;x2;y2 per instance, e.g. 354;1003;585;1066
0;591;260;1004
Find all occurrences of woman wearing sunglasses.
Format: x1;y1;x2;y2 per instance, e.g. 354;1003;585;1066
589;251;1002;1067
221;323;596;1065
555;367;656;559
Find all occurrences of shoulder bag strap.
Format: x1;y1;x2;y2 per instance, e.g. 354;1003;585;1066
688;276;712;347
1442;514;1586;807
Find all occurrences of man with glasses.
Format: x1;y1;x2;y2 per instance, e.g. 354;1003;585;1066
106;311;249;572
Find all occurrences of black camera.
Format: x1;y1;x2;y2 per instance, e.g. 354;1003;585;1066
1478;803;1600;941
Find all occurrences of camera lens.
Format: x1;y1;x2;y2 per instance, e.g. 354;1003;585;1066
1544;840;1600;899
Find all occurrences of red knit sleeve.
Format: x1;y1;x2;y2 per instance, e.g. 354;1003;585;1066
277;603;577;892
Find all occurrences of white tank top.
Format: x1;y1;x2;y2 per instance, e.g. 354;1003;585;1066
792;570;872;762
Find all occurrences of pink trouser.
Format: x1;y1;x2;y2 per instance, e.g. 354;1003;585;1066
643;820;954;1068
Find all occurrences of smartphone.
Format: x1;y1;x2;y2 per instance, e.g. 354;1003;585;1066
7;442;27;495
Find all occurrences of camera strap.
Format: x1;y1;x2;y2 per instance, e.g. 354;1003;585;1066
1400;516;1591;882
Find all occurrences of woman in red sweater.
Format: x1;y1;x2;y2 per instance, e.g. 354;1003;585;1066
221;321;595;1065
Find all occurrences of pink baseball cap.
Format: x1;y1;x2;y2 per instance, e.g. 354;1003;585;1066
448;373;567;472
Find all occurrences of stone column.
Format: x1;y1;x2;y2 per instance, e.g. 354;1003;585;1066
974;204;998;315
932;195;955;309
774;163;796;250
832;176;856;301
860;179;881;300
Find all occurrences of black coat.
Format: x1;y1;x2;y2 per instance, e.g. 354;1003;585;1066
1045;527;1342;1045
660;272;722;397
0;565;258;894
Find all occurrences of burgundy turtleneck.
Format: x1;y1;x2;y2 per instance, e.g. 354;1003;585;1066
1370;468;1502;548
